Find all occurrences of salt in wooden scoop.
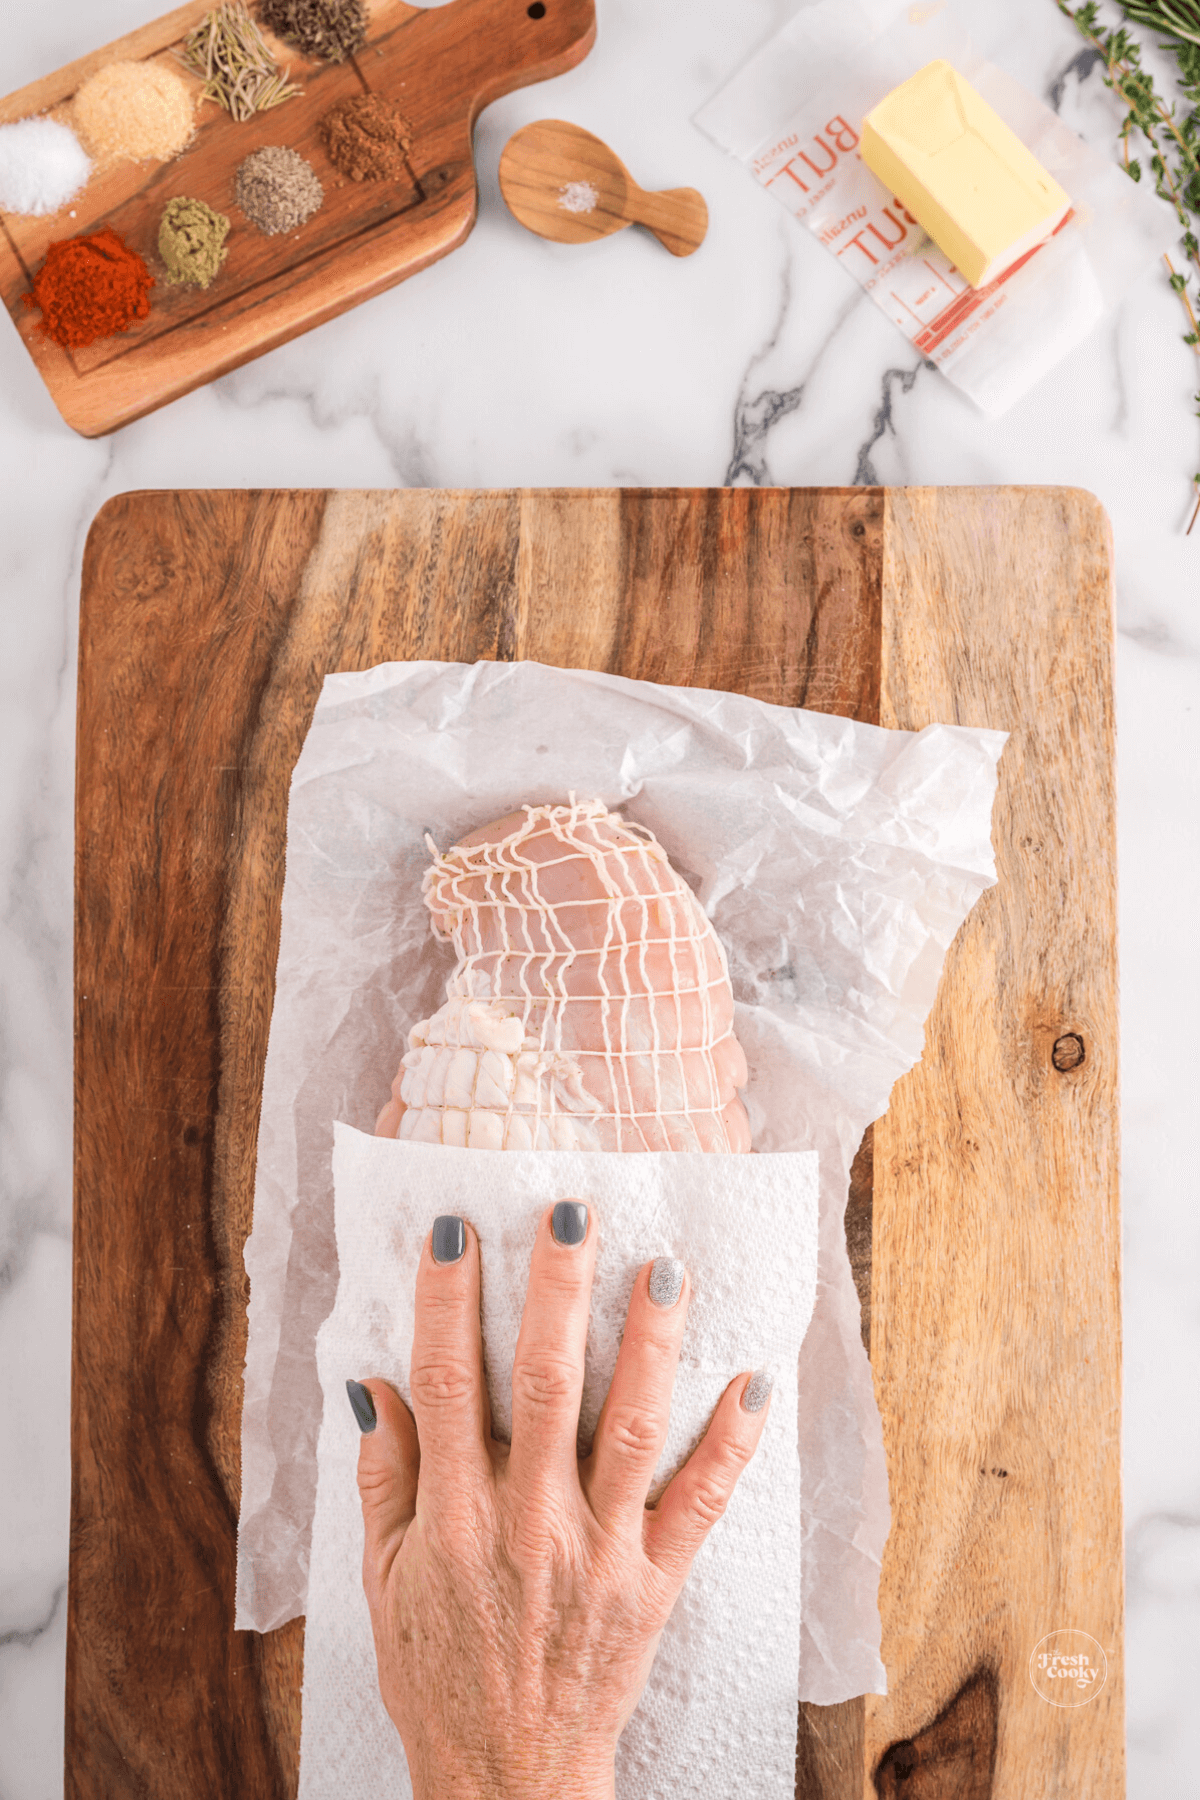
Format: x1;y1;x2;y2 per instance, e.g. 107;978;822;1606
498;120;708;257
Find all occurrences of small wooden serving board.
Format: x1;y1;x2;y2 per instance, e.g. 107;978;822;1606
72;487;1122;1797
0;0;594;436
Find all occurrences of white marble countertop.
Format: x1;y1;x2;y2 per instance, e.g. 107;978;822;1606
1;0;1196;1794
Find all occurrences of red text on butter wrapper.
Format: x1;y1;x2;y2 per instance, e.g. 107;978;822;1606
764;117;860;197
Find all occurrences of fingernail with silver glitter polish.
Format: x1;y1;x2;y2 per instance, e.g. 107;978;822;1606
649;1257;685;1308
551;1200;588;1246
432;1214;466;1264
346;1379;377;1434
741;1369;773;1414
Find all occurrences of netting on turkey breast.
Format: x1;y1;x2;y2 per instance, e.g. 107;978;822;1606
378;797;750;1153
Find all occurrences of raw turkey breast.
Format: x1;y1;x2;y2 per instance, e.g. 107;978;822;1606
375;798;751;1152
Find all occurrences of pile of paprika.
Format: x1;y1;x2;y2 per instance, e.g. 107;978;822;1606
24;224;153;350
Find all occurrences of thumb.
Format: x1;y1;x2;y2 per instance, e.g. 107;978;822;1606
349;1378;420;1586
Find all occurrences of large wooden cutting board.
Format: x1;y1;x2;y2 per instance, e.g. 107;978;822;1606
72;487;1121;1798
1;0;594;436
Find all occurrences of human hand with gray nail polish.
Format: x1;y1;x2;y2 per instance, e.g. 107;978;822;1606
348;1201;772;1800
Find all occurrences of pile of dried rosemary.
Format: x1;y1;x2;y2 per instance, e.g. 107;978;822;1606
178;2;302;122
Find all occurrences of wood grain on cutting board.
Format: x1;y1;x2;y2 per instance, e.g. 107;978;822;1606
71;487;1119;1799
867;489;1122;1798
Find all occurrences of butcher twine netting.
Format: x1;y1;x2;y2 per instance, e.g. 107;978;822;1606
377;797;751;1154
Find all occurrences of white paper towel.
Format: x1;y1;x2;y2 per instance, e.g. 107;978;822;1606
237;659;1006;1702
299;1128;819;1800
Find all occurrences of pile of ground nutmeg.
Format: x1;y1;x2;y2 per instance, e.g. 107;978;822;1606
235;144;323;233
320;93;412;182
73;60;195;163
258;0;367;62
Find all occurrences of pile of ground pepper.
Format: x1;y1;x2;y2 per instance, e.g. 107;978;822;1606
320;94;411;182
24;225;153;348
73;61;195;163
258;0;367;62
235;144;323;234
158;195;230;287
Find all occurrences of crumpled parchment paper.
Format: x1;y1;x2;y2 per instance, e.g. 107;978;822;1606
235;658;1006;1703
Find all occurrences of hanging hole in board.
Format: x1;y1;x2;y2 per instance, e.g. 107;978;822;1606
528;2;546;16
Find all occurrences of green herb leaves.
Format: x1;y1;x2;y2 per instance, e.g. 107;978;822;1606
1059;0;1200;529
1122;0;1200;46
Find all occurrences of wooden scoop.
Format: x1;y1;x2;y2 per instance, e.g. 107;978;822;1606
498;119;708;257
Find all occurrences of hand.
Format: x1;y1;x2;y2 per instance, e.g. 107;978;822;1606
347;1200;772;1800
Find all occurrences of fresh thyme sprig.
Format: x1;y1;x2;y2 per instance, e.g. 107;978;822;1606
1123;0;1200;44
1057;0;1200;531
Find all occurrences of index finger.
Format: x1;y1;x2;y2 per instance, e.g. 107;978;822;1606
407;1214;492;1501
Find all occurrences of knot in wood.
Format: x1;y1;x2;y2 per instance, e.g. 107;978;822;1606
1052;1032;1085;1072
889;1740;918;1780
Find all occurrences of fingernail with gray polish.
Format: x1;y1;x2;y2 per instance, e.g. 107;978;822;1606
432;1214;466;1264
551;1200;588;1246
649;1256;685;1308
741;1369;773;1414
346;1379;377;1434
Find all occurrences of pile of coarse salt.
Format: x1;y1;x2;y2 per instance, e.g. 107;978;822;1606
558;179;598;215
0;116;91;217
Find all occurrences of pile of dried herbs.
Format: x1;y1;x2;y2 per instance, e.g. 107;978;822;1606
258;0;368;63
158;196;231;287
178;3;302;122
1058;0;1200;530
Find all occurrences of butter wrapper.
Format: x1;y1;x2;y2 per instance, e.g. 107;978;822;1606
696;0;1176;415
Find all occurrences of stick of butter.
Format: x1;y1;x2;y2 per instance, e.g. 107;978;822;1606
861;60;1070;289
